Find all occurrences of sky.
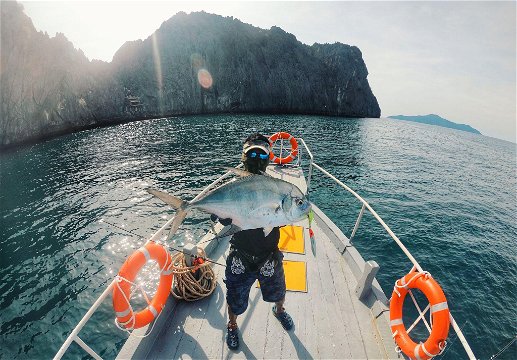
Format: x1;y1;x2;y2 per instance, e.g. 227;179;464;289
20;1;516;142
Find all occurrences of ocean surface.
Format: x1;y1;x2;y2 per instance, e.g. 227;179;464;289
0;115;515;359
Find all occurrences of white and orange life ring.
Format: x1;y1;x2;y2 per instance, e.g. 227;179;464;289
390;271;450;359
268;132;299;165
112;242;173;330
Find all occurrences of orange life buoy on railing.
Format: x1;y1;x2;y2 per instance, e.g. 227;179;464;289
389;271;450;359
112;242;173;330
268;132;299;165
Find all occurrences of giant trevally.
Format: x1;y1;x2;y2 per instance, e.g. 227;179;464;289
147;168;311;239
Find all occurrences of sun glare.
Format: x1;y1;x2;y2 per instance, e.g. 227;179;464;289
197;69;213;89
151;32;164;113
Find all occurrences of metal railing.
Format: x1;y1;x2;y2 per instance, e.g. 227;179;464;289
286;137;475;357
55;136;475;360
297;138;314;193
308;161;476;360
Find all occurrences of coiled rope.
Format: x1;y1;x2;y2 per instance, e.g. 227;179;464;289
169;248;217;301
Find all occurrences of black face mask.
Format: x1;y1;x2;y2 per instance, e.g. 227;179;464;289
243;156;269;174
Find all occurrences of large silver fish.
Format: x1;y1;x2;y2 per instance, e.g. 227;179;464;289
147;168;311;238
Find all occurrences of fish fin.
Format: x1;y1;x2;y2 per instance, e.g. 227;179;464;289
148;188;189;240
147;189;186;210
263;227;274;237
167;209;188;240
225;167;254;177
249;204;281;217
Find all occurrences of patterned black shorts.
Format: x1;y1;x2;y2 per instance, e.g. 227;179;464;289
224;251;286;315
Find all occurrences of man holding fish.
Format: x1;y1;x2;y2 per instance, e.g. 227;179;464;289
147;133;311;351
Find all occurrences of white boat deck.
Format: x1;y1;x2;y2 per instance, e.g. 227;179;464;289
117;166;400;359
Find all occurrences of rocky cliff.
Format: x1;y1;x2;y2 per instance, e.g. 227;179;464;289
1;3;380;148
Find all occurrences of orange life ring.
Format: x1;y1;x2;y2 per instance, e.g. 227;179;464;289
269;132;299;164
112;242;173;330
389;272;450;359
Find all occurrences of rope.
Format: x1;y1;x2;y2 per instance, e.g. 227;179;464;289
169;248;217;301
113;275;165;338
490;335;517;360
438;340;447;355
168;245;226;268
114;276;137;331
393;271;430;297
436;320;468;358
113;244;173;337
102;219;227;267
106;220;222;336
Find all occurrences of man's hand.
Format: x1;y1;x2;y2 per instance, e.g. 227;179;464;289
210;214;232;226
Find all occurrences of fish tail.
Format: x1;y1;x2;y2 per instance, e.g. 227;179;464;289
168;208;188;240
147;188;186;209
147;188;189;239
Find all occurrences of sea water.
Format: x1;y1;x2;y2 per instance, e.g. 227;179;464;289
0;115;515;359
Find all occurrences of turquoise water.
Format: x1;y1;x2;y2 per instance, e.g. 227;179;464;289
0;115;515;359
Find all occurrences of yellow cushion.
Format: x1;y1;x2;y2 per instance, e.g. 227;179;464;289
278;225;305;254
282;260;307;292
257;260;307;293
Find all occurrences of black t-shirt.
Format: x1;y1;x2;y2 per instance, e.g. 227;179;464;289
230;227;280;258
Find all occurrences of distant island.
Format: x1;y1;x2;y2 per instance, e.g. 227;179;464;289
388;114;481;135
0;2;380;149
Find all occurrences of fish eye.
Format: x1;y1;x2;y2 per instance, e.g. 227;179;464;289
296;198;304;206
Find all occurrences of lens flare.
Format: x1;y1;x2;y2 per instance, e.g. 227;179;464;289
197;69;213;89
151;33;164;113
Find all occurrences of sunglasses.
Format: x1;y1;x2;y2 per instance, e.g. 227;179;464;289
248;152;269;160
